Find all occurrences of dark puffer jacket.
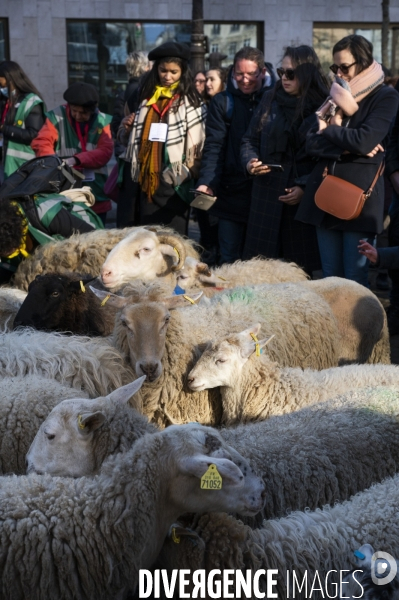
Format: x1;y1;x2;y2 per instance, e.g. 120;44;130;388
197;68;274;222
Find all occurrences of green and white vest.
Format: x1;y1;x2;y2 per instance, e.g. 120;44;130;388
46;106;112;202
4;93;44;178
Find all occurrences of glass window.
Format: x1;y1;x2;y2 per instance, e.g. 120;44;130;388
243;38;251;47
313;23;397;75
67;20;262;114
0;19;9;62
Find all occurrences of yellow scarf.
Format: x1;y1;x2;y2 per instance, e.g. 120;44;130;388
6;204;30;259
146;81;180;106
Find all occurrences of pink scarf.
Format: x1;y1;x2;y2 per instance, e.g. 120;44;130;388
316;60;385;126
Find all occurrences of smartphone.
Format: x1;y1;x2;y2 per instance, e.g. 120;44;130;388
264;164;284;172
189;188;215;197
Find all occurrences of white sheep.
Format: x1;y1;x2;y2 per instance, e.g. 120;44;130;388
0;423;265;600
12;225;198;291
187;323;399;425
0;329;135;398
0;375;90;474
176;256;309;294
91;281;340;427
27;383;399;528
26;378;154;477
0;287;27;331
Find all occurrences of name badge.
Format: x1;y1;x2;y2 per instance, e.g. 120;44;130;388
149;122;168;142
82;169;95;182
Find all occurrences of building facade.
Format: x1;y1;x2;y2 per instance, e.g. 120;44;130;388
1;0;399;114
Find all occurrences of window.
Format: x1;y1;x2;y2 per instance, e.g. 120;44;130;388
228;42;237;57
243;38;251;47
0;19;9;62
313;23;399;75
67;20;263;113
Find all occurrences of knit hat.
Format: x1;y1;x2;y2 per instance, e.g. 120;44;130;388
148;42;191;62
63;82;99;107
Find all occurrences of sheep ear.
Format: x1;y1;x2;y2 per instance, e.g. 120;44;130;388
89;286;128;308
162;292;203;310
235;323;262;358
106;376;146;405
78;411;106;433
195;262;212;277
198;272;218;285
179;455;244;487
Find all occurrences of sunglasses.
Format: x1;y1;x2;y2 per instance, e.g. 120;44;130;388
277;68;296;81
329;61;357;75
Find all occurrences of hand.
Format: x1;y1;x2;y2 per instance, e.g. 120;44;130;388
196;184;215;196
65;157;77;167
366;143;384;158
358;240;378;264
390;171;399;195
316;117;328;133
278;186;304;206
247;158;271;176
121;113;135;131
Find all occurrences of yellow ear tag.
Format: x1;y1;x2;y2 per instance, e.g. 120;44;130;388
80;280;86;293
171;528;181;544
218;276;227;281
100;294;111;307
98;128;103;134
77;414;86;430
250;333;261;356
183;295;196;305
200;464;222;490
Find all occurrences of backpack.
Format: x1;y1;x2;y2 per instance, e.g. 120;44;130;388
0;155;84;200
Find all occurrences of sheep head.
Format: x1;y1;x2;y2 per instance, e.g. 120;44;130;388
176;257;217;290
26;377;146;477
100;228;186;290
90;284;203;382
187;324;274;391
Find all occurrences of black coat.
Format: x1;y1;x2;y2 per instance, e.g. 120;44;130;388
240;90;322;272
296;84;399;235
197;71;273;222
385;90;399;178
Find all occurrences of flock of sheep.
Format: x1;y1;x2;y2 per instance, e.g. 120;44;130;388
1;225;399;599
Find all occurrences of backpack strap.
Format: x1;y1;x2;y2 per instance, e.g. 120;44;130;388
224;91;234;124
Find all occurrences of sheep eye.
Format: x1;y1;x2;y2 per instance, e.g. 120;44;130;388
47;433;55;440
51;291;60;298
215;359;226;365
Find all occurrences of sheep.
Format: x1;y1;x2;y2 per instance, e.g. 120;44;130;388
187;323;399;425
13;272;118;336
91;281;340;427
0;375;90;475
0;423;265;600
176;256;309;294
305;277;390;365
0;328;135;398
27;383;399;528
26;377;155;477
12;225;198;291
0;287;27;331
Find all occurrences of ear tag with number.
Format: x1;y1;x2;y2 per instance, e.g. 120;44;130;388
149;122;168;142
200;463;223;490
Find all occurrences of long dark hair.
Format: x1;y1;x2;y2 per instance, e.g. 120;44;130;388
0;60;43;100
138;57;201;108
260;45;329;128
204;67;227;101
332;34;374;74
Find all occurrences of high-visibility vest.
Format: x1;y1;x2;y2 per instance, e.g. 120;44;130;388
46;105;112;202
4;93;44;178
0;194;104;273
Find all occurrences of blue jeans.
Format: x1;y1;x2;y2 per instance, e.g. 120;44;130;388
316;228;374;287
218;219;246;264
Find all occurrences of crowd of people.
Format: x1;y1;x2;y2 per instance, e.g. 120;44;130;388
2;34;399;328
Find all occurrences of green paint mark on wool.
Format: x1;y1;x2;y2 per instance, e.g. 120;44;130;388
360;386;399;416
224;287;256;304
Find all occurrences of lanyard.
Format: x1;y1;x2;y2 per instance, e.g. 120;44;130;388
1;100;9;126
75;121;89;153
151;95;178;122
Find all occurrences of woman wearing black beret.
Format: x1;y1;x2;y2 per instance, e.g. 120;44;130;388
123;41;206;234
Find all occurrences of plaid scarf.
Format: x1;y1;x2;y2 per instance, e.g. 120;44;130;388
138;98;169;201
126;94;206;194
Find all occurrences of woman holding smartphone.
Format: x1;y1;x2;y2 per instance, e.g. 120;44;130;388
241;46;329;274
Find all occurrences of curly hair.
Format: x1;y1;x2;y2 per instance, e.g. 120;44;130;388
138;57;201;109
0;200;25;256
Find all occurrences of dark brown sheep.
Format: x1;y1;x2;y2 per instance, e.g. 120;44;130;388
13;272;117;336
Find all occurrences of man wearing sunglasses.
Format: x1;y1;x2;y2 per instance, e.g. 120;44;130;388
196;46;275;264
